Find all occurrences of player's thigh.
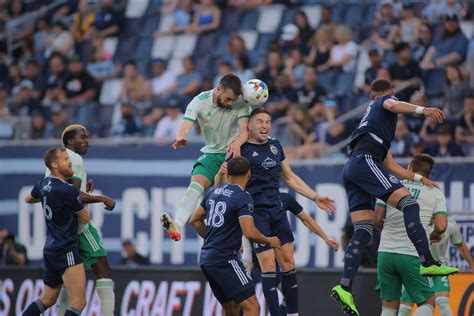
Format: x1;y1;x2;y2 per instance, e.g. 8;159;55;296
191;153;225;185
201;265;228;304
344;169;376;214
376;252;403;302
398;255;434;305
222;301;239;316
256;249;277;273
79;224;108;269
386;186;412;208
270;210;294;249
62;263;87;303
190;174;211;190
40;284;62;307
238;294;260;316
432;275;451;293
274;242;295;272
252;209;272;254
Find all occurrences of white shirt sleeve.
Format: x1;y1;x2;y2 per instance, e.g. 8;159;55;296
433;190;448;215
69;152;84;181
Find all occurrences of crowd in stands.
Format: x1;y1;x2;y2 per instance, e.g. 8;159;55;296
0;0;474;159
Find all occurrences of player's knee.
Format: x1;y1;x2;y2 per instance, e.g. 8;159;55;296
70;293;87;310
241;296;260;313
40;295;57;308
257;253;276;272
92;257;112;278
353;220;374;237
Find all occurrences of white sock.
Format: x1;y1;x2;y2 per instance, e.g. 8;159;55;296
381;306;398;316
398;304;413;316
96;278;115;316
413;304;434;316
436;297;453;316
175;182;205;227
56;286;70;315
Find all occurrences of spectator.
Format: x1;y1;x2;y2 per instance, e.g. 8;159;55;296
377;67;391;80
29;110;49;139
389;42;421;101
113;100;142;137
412;23;434;62
121;239;150;266
72;0;96;61
0;229;28;266
422;0;447;24
119;61;151;108
227;0;273;10
235;55;254;84
409;137;427;156
284;48;305;88
21;58;44;100
213;62;233;88
455;94;474;152
358;48;384;94
0;81;10;120
33;18;53;62
86;37;116;81
444;64;471;118
397;4;421;46
169;57;202;108
149;58;176;99
265;74;296;120
390;116;419;157
293;11;313;44
318;5;336;36
259;50;284;94
279;24;308;55
187;0;221;34
405;92;427;133
421;14;468;69
154;99;183;142
305;27;332;71
42;53;68;108
295;66;327;114
7;63;22;90
155;0;193;36
320;25;357;74
9;80;41;117
365;2;398;50
48;103;70;139
224;34;257;70
92;0;122;38
420;116;439;144
429;123;464;157
44;21;74;59
141;106;165;137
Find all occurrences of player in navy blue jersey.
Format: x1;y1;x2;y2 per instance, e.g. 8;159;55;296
190;156;281;316
23;148;89;316
331;79;458;316
219;108;336;316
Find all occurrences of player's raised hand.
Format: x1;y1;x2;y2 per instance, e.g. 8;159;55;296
421;176;440;189
226;141;241;158
429;231;442;244
325;237;340;252
423;107;444;123
315;195;336;214
102;196;116;211
218;162;228;175
172;136;188;149
86;179;94;193
268;236;281;250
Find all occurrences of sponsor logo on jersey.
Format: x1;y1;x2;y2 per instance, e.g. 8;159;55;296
262;157;276;169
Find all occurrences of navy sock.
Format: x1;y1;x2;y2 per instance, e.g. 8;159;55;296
280;298;287;315
281;269;298;314
261;272;280;316
397;195;433;264
64;306;82;316
23;298;46;316
340;220;373;291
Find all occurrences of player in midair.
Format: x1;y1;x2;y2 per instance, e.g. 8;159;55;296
46;125;116;315
190;156;281;316
331;79;458;316
162;73;251;241
23;148;89;316
398;219;474;316
237;108;336;316
374;154;449;316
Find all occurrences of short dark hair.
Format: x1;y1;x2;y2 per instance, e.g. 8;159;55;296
394;42;410;53
409;154;435;177
370;79;392;94
219;73;242;96
62;124;86;147
43;147;66;169
227;156;250;177
436;124;451;135
250;107;271;119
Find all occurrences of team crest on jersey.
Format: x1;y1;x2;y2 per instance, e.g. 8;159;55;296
248;203;254;213
270;144;278;155
389;175;399;184
262;157;277;169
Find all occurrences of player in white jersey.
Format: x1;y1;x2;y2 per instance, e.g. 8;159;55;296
399;218;474;316
161;73;252;241
45;125;116;315
374;154;449;316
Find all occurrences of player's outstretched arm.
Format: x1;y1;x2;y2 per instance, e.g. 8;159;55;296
172;119;193;150
383;151;440;189
296;211;339;251
79;192;116;211
430;213;448;243
25;194;40;204
190;206;208;238
226;118;249;159
280;160;336;213
457;242;474;272
76;208;90;224
383;98;445;123
239;216;281;249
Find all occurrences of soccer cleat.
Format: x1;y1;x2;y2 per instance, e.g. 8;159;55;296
420;263;459;276
161;213;182;241
331;285;359;316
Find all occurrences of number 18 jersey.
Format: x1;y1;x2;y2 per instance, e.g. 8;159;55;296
199;184;254;265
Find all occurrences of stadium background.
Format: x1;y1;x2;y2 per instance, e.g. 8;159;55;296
0;0;474;315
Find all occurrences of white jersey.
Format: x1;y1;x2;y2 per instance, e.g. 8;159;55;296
378;179;447;257
430;219;463;265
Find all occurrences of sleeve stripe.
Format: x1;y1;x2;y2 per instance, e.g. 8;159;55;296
183;117;195;122
433;211;448;215
238;115;250;120
68;176;82;180
376;202;386;207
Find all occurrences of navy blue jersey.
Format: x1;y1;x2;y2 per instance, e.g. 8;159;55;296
349;95;398;154
30;177;84;252
280;192;303;216
241;138;285;207
199;184;254;265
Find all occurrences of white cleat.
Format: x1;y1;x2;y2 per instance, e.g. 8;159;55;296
161;213;182;241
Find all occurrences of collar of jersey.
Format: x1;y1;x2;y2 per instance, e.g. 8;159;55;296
248;139;269;145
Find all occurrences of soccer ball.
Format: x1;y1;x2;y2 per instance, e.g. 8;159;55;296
242;79;269;106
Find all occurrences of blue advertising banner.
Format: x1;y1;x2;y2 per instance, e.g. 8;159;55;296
0;144;473;268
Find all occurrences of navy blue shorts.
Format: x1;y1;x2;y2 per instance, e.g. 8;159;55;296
252;206;294;253
343;151;404;213
43;248;83;288
201;259;255;304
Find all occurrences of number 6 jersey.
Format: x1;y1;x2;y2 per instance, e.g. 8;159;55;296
199;184;254;265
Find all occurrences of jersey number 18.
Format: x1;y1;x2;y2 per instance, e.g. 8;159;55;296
208;199;227;228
